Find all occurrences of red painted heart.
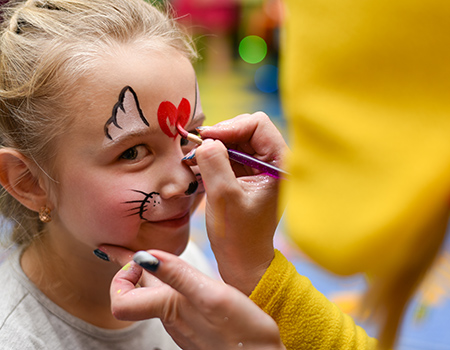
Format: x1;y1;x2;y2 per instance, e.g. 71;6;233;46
157;98;191;139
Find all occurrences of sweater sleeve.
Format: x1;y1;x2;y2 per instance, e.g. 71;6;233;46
250;250;378;350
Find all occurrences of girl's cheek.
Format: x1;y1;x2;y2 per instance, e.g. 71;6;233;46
93;189;142;228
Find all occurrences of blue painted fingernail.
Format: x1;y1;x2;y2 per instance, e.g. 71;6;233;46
182;148;196;161
93;249;109;261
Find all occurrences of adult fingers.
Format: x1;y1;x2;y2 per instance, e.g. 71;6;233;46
110;261;178;321
101;244;165;289
198;112;286;157
145;250;237;316
98;244;135;267
102;245;178;321
195;139;243;199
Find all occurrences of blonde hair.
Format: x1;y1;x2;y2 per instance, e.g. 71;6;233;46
0;0;197;247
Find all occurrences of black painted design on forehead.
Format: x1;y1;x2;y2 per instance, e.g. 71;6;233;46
104;86;149;140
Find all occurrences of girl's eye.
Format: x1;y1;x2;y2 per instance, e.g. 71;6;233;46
180;130;200;154
120;145;148;161
180;137;189;147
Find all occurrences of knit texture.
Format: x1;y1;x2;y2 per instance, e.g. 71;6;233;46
250;250;378;349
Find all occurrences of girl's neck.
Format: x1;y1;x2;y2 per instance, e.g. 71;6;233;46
21;234;133;330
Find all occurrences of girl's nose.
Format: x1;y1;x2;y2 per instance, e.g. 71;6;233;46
158;150;198;199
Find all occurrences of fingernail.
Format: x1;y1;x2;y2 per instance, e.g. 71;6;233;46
201;138;213;144
133;251;160;272
182;148;196;161
93;249;110;261
195;126;208;132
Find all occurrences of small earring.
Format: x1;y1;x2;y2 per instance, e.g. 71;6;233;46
39;207;52;223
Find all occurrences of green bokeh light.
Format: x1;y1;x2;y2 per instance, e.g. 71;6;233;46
239;35;268;64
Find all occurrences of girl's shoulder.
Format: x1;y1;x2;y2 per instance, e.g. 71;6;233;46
0;251;181;350
0;252;51;348
0;249;30;318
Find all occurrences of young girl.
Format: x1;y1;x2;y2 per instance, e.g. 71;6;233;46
0;0;222;348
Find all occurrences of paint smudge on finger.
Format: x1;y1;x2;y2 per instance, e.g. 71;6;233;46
122;262;132;271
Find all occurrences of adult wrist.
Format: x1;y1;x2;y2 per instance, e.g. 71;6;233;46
214;248;275;296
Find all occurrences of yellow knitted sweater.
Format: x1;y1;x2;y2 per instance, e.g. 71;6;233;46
255;0;450;347
250;250;377;349
251;0;450;349
280;0;450;277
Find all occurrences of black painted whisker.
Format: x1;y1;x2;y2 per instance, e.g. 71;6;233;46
126;205;147;212
131;189;153;196
124;212;141;218
125;200;151;205
122;190;160;221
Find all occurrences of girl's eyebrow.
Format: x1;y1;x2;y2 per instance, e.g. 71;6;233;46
102;128;154;150
102;98;204;150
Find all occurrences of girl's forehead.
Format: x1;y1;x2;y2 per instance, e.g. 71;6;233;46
103;85;196;143
74;49;197;136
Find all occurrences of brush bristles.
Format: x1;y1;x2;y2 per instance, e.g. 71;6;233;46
176;123;189;138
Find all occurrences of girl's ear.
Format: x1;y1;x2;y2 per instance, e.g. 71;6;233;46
0;148;49;212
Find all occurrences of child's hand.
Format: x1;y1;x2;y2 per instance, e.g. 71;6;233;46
192;112;289;295
104;246;285;350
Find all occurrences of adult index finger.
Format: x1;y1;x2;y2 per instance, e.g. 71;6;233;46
98;244;135;267
195;139;243;197
110;257;176;322
142;250;237;316
198;112;286;157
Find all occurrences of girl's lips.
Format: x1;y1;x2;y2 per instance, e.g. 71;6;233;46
148;211;190;227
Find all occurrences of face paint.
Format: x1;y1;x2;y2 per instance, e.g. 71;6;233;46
185;181;198;196
157;98;191;139
124;190;161;221
52;49;201;258
104;86;149;141
122;262;132;271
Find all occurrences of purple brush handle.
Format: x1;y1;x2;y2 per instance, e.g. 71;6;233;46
227;149;289;179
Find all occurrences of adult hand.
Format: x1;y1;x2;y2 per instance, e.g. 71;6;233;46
187;112;289;295
103;245;285;350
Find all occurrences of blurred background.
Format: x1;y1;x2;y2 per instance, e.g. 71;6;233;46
169;1;450;349
0;0;448;348
172;0;285;131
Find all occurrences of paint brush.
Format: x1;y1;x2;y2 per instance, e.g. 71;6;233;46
176;123;289;179
176;122;204;145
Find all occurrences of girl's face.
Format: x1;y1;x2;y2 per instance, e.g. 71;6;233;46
49;47;204;255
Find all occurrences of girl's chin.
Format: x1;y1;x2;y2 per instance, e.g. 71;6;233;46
126;232;190;256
